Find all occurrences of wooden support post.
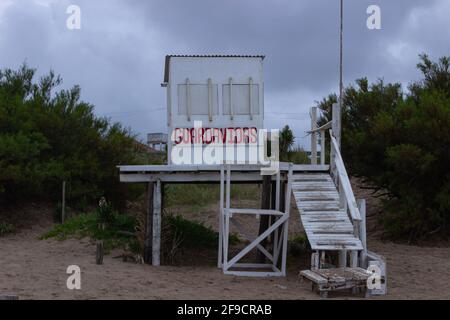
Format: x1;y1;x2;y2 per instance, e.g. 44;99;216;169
96;241;104;265
311;251;319;270
358;199;367;268
61;181;66;223
257;175;272;262
332;102;341;148
143;182;154;264
152;179;162;266
310;107;318;164
320;130;326;165
338;250;347;268
350;251;358;268
218;167;224;268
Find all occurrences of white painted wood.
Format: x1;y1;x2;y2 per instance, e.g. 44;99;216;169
186;78;191;121
249;77;253;120
310;107;318;165
165;56;265;158
300;269;327;284
307;120;332;134
350;251;358;268
207;78;213;122
223;270;284;277
329;133;361;221
358;199;367;268
218;167;224;268
231;218;273;262
228;208;284;216
224;215;287;270
118;163;329;173
229;77;234;120
332;102;341;148
275;171;280;211
152;180;162;266
320;130;326;165
367;251;387;295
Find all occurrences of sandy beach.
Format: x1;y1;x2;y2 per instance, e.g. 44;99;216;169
1;205;450;300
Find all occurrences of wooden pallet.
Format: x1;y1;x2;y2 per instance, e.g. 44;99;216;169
300;267;371;298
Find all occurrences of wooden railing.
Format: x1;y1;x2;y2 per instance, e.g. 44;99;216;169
309;107;331;165
308;105;361;222
329;130;361;222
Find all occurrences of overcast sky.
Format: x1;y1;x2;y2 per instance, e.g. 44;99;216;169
1;0;449;148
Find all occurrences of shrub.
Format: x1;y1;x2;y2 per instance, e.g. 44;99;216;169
0;222;14;236
0;64;144;209
315;54;450;240
41;211;137;251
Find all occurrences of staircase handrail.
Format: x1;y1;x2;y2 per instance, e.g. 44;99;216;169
329;130;361;221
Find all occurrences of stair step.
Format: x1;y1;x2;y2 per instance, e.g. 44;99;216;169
293;181;335;188
293;186;337;192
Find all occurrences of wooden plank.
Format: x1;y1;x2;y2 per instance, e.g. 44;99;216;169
358;199;367;268
311;244;363;250
320;130;326;165
292;173;331;179
293;186;337;192
311;106;318;165
225;215;288;270
258;175;272;263
329;134;361;221
291;164;329;171
292;180;334;186
298;202;340;208
152;180;162;266
143;182;154;264
300;210;347;215
218;167;224;268
119;163;329;173
300;270;328;285
228;208;284;216
302;216;348;223
308;235;358;240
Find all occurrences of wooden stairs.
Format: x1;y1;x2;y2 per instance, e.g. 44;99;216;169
292;173;363;251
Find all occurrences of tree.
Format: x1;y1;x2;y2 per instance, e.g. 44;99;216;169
314;54;450;241
0;64;143;209
279;125;295;161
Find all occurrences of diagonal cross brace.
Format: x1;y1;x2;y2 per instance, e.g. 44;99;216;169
231;218;273;262
224;213;288;270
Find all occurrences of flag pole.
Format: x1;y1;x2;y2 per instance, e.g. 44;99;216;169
339;0;344;117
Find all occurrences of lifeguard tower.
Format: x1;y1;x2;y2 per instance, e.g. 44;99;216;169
118;55;386;296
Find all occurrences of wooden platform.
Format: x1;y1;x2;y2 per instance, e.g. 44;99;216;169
118;164;329;183
292;173;363;251
300;267;371;298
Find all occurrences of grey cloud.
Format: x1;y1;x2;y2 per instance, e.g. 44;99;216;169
0;0;448;147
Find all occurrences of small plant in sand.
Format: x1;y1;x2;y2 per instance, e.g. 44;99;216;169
96;197;115;228
0;222;14;236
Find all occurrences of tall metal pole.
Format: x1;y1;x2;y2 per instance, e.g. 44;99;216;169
339;0;344;117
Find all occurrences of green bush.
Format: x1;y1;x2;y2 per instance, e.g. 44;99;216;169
165;214;239;249
41;211;137;251
315;54;450;240
0;64;144;209
96;197;116;225
0;222;14;236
